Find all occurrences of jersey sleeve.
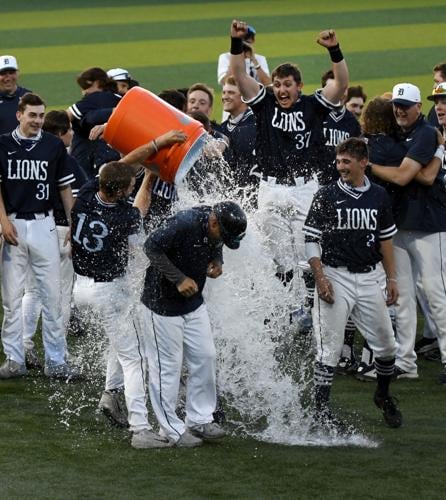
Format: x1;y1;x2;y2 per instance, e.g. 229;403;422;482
68;94;95;121
311;90;341;116
303;189;326;242
217;52;230;85
406;126;437;166
379;191;397;240
242;84;267;111
55;141;75;187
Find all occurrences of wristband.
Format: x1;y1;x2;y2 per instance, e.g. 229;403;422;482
254;64;261;70
230;37;244;55
151;139;159;154
386;278;397;283
434;145;445;160
327;44;344;63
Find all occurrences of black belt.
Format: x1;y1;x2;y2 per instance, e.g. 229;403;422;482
15;211;50;220
347;264;376;274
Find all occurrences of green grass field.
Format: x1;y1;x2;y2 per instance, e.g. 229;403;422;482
1;1;446;498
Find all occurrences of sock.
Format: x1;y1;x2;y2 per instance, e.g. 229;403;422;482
374;357;395;398
341;318;356;358
314;361;334;411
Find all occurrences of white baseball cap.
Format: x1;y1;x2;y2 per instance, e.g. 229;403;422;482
107;67;132;81
427;82;446;101
0;55;18;72
391;83;421;107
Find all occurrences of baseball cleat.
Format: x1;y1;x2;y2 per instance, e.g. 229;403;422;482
131;429;172;449
25;348;43;370
355;362;376;381
0;359;27;379
188;422;226;441
99;390;129;428
393;366;419;380
44;361;82;381
414;337;438;354
438;367;446;385
374;392;402;428
175;430;203;448
336;356;358;376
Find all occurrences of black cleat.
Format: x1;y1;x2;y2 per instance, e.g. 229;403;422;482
374;392;402;428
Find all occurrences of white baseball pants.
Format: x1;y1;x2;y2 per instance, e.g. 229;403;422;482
393;230;446;371
22;225;74;350
1;214;65;365
313;266;396;368
140;303;217;443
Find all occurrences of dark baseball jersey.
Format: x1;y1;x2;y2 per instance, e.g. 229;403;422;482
54;154;89;226
321;107;361;185
68;91;121;177
0;86;31;134
71;179;141;282
392;115;446;231
141;206;223;316
245;86;338;183
0;128;75;214
303;178;397;270
221;108;257;187
427;104;439;128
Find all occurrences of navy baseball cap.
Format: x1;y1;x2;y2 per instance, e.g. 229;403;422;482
244;25;256;40
213;201;247;250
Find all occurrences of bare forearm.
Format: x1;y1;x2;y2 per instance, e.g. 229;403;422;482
59;185;74;225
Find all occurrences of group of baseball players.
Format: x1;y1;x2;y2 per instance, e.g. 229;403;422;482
1;18;445;446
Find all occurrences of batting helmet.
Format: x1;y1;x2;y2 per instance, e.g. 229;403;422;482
213;201;247;250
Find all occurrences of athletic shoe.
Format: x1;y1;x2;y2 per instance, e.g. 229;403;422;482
99;390;129;428
188;422;226;441
424;348;441;362
336;356;358;376
374;392;403;428
438;368;446;385
355;362;376;381
0;359;27;379
175;430;203;448
131;429;172;449
44;361;82;381
25;349;42;370
414;337;438;354
393;366;419;380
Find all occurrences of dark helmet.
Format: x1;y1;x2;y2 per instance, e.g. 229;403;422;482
213;201;247;250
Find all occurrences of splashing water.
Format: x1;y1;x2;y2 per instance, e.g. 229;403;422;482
45;139;377;448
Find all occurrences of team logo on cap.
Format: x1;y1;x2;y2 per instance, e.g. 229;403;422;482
398;88;404;96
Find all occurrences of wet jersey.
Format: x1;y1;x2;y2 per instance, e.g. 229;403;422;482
71;179;141;282
245;86;338;184
0;129;74;214
303;178;397;270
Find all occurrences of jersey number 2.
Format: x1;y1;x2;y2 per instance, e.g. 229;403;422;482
73;213;109;252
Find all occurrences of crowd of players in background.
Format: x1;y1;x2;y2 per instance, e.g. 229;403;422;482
0;19;445;446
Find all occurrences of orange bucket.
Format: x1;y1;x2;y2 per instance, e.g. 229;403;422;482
103;86;207;184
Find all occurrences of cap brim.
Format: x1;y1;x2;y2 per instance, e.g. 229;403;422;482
223;238;241;250
391;98;418;106
0;66;17;71
427;94;446;101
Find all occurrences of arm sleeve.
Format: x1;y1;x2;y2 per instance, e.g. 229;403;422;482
379;192;397;240
303;190;325;242
406;126;437;166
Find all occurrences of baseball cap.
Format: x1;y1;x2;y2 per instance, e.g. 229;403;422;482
391;83;421;107
427;82;446;101
107;67;132;81
213;201;247;250
0;55;18;72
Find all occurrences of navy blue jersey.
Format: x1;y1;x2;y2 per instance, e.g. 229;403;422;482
221;109;257;187
71;179;141;281
69;91;121;177
303;178;397;269
392;116;446;231
0;129;75;214
147;177;177;229
321;107;361;186
246;86;338;183
141;206;223;316
0;86;31;134
427;104;439;128
54;155;89;226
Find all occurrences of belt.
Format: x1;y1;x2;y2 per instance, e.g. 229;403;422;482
347;264;376;274
14;210;50;220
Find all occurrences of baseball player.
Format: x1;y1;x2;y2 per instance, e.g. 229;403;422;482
107;68;139;96
21;110;88;369
0;93;78;380
71;129;186;448
370;83;446;381
0;55;31;134
138;201;247;447
229;20;348;309
303;137;402;429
